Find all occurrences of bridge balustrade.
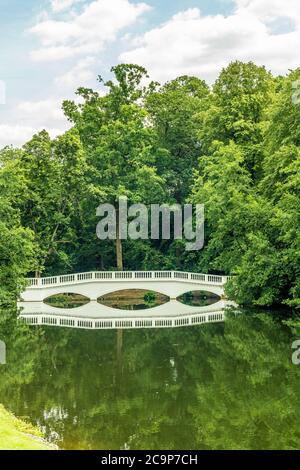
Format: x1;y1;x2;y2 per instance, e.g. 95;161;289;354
20;310;226;330
26;271;229;288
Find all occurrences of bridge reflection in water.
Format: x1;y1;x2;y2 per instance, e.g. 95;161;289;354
18;271;234;330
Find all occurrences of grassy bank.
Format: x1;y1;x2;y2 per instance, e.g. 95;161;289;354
0;405;54;450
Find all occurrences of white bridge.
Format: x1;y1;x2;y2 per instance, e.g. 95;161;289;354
18;271;233;330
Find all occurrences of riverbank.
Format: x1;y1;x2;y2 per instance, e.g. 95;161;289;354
0;405;54;450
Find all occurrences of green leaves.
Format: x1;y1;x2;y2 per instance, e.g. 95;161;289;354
190;65;300;307
0;159;36;305
146;75;209;201
0;61;299;307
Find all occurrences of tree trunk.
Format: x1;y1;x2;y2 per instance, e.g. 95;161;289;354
116;207;123;271
115;207;124;379
100;255;104;271
116;236;123;271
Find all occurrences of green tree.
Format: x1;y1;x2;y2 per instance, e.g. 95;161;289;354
146;75;209;201
190;66;299;307
200;61;275;177
259;69;300;307
63;64;166;270
17;129;88;276
0;152;36;305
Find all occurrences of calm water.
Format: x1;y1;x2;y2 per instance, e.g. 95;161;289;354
0;307;300;450
44;290;220;310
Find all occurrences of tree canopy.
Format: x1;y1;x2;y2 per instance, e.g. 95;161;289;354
0;61;299;308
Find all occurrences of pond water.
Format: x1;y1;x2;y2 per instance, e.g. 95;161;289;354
44;290;220;310
0;306;300;450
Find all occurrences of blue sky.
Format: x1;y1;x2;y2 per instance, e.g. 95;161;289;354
0;0;299;147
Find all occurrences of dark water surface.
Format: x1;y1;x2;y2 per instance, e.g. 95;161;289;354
0;307;300;450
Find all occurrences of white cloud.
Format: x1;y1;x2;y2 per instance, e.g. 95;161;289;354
29;0;151;61
51;0;81;12
0;98;69;148
236;0;300;24
16;98;67;128
54;56;96;88
5;0;300;149
0;124;66;148
120;0;300;83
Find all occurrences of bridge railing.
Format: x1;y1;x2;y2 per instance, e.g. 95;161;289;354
27;271;230;288
20;310;225;330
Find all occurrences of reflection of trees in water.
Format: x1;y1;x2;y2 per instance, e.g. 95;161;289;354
98;290;169;311
191;310;300;450
178;290;220;307
0;308;300;450
0;309;44;393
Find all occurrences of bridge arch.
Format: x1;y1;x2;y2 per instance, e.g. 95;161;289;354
20;281;225;303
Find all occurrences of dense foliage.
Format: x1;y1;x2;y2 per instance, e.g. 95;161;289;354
1;62;299;308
